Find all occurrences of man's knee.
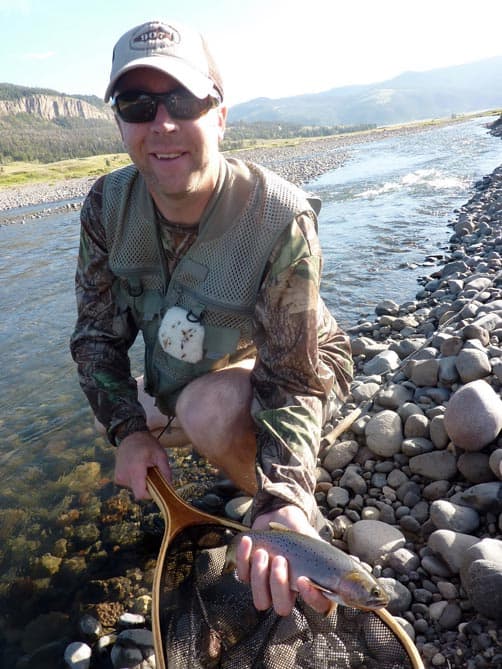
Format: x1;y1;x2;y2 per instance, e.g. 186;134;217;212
176;367;253;439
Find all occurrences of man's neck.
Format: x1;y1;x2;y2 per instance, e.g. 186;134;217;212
151;190;208;226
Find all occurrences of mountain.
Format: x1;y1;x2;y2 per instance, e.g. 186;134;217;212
228;56;502;126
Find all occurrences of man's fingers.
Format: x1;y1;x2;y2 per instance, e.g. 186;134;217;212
236;535;253;583
269;555;296;616
250;549;272;611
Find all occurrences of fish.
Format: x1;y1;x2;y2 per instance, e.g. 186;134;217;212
223;522;389;612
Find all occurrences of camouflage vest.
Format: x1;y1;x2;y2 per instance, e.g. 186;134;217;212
102;157;318;413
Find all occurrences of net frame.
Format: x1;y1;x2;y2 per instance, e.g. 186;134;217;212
146;467;424;669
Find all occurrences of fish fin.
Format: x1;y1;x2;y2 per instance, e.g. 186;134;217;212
325;601;338;618
268;521;293;531
300;578;340;617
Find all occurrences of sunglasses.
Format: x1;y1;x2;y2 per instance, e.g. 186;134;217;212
111;88;220;123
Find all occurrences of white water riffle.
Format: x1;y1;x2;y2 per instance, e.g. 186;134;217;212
312;115;502;328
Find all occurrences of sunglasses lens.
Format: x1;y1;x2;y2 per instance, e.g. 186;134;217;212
114;92;157;123
113;90;217;123
168;93;214;120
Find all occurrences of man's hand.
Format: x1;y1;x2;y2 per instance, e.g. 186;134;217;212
114;431;172;499
235;505;332;617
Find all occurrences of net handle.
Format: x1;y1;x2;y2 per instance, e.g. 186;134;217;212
146;466;246;541
375;607;425;669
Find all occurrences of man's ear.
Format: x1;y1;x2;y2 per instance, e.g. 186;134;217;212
217;104;228;142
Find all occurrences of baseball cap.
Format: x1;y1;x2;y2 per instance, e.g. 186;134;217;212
104;20;224;102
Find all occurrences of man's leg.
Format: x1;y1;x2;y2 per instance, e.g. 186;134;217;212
94;375;190;448
175;360;258;495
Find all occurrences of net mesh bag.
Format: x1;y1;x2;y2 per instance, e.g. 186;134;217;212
157;524;417;669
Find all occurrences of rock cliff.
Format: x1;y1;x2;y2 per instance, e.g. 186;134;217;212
0;94;112;121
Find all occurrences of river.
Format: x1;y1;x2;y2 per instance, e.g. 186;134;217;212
0;114;501;639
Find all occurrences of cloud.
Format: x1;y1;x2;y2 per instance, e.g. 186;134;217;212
23;51;56;61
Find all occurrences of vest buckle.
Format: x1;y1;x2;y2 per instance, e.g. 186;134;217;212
127;279;143;297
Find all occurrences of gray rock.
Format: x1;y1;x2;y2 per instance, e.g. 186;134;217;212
455;348;491;383
437;356;460;385
430;499;480;533
377;577;412;615
460;538;502;621
429;415;450;450
428;529;479;573
423;480;451;501
350;337;389;358
488;448;502;480
326;486;350;508
409;451;458;481
363;349;401;375
352;382;380;402
346;520;406;565
64;642;92;669
322;439;359;471
409;358;439;387
375;299;400;316
443;379;502;451
436;581;458;600
402;437;434;457
365;410;403;457
457;452;494;483
384;547;420;573
439;335;463;356
421;554;452;578
404;413;430;438
118;612;146;628
386;469;409;489
110;629;155;669
457;481;502;513
377;383;413;408
437;602;463;630
78;614;102;642
339;466;367;494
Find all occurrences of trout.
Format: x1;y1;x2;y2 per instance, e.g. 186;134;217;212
224;523;389;611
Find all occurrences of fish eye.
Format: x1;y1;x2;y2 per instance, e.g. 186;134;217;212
371;586;382;598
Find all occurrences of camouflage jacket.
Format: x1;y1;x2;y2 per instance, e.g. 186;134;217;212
70;158;353;523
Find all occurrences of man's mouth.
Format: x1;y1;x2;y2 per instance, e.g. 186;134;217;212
154;152;184;160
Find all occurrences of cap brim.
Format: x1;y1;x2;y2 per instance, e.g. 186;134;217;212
104;57;216;102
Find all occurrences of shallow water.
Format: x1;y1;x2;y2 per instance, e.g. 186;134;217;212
0;115;501;610
313;116;502;324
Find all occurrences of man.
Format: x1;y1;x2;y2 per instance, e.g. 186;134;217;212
70;19;353;617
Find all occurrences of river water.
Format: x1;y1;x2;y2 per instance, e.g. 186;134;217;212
0;115;501;610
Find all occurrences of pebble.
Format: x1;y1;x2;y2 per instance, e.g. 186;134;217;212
64;642;92;669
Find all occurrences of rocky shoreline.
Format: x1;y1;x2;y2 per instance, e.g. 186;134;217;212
2;118;502;669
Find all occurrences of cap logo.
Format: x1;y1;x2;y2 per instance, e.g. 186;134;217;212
130;24;180;51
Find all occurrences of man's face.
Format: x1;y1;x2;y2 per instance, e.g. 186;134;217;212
114;67;227;218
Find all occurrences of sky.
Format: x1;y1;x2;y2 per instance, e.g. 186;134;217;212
2;0;502;107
